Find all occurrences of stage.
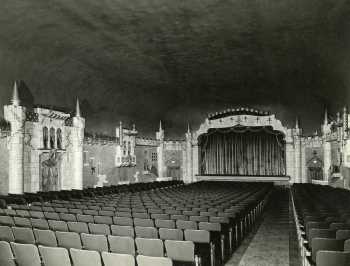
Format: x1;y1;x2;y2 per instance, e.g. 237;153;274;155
196;175;290;185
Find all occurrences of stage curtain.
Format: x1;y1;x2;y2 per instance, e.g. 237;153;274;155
198;126;286;176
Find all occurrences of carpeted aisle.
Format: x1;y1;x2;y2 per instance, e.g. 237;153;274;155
226;188;291;266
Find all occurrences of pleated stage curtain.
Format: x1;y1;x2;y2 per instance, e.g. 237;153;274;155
198;126;286;176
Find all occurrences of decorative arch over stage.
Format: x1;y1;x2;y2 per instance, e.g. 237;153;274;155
193;108;289;181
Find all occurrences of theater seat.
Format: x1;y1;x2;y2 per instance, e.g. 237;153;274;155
70;248;102;266
159;228;184;241
316;251;350;266
136;238;164;257
108;235;135;255
111;225;135;237
0;241;16;266
10;242;41;266
33;229;57;247
102;252;135;266
81;233;109;252
39;246;71;266
137;255;173;266
55;231;82;250
0;226;15;242
12;227;36;244
164;240;196;264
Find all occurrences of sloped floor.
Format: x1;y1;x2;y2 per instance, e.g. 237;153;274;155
226;188;297;266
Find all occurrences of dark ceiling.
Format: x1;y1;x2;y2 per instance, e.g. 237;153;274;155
0;0;349;138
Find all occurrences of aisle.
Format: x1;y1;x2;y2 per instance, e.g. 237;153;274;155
226;188;290;266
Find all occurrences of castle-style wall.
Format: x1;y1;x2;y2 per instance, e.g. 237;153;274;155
0;136;9;195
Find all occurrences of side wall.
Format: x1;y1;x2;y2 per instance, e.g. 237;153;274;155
0;137;9;195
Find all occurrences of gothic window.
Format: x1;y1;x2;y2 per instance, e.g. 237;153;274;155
50;127;55;149
152;152;158;162
123;141;126;156
56;128;62;149
307;151;323;180
128;141;131;155
43;127;48;149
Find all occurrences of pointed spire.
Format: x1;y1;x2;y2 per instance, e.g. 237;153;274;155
75;98;81;117
159;120;163;132
11;81;20;106
295;116;299;129
187;123;191;134
324;108;328;125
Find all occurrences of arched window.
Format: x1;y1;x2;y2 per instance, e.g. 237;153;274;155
128;141;131;155
123;141;126;156
56;128;62;149
43;127;48;149
50;127;55;149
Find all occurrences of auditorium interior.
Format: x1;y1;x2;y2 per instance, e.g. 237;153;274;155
1;1;350;266
0;84;349;266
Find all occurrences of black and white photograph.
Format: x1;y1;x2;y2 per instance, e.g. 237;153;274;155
0;0;349;265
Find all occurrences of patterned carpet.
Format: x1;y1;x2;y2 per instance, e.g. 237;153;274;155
226;188;301;266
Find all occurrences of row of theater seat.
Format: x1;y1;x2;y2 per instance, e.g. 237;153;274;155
0;181;272;266
0;181;183;206
292;183;350;266
0;225;201;260
1;241;173;266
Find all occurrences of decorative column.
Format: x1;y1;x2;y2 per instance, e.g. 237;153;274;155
4;82;26;194
301;142;307;183
294;117;302;183
72;98;85;189
184;125;193;183
156;121;164;178
192;139;199;183
323;141;331;182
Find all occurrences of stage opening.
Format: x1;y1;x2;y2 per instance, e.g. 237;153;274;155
198;126;286;176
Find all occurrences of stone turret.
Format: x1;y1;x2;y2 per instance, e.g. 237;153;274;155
4;81;26;194
185;123;193;183
71;98;85;189
156;121;165;178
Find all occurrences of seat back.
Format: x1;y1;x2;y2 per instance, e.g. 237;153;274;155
48;220;68;232
0;225;15;242
164;240;195;262
308;228;335;243
77;214;94;223
135;226;158;239
44;212;60;220
134;218;154;227
81;233;109;252
10;242;41;266
94;216;113;225
29;211;45;219
108;235;135;255
336;230;350;240
55;231;82;249
155;219;175;229
31;218;49;230
68;222;89;234
135;238;164;257
114;217;133;226
159;228;184;241
34;229;57;247
0;216;14;226
59;213;76;222
111;225;135;237
176;220;197;230
14;217;31;227
311;238;344;262
316;251;350;266
0;241;16;266
102;252;135;266
39;246;71;266
12;227;36;244
184;229;210;243
137;255;173;266
88;223;111;235
70;248;102;266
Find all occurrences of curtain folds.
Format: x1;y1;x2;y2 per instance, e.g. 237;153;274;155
199;126;286;176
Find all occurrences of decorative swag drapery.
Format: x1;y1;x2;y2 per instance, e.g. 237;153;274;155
198;126;286;176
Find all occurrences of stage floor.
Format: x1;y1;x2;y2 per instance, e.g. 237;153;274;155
196;175;290;183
